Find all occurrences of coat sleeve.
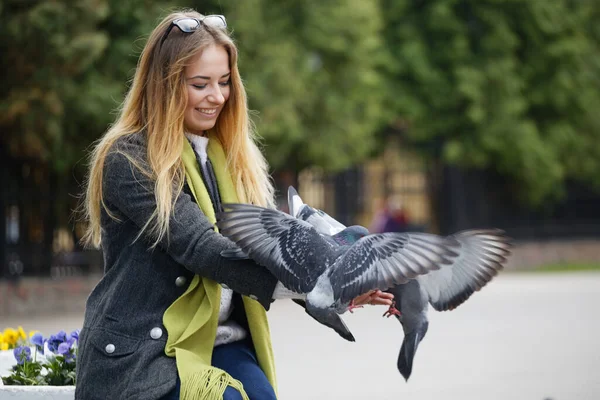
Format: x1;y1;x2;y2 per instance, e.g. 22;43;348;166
101;137;277;310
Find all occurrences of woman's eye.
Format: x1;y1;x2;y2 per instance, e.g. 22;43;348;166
219;80;231;87
192;84;207;89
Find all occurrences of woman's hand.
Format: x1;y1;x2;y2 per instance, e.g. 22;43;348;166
348;290;394;313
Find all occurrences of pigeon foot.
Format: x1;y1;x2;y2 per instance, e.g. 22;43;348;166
347;300;364;313
383;301;401;318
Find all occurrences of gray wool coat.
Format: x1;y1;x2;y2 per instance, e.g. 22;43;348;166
75;133;277;400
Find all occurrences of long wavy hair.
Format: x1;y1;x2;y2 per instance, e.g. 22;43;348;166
82;9;275;248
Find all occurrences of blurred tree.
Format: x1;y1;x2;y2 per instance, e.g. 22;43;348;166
381;0;600;205
7;0;598;209
0;0;178;173
1;0;392;178
0;0;177;245
0;0;110;170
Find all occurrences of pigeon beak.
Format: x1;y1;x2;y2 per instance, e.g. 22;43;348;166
397;322;428;381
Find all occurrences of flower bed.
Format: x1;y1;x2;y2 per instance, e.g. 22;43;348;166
1;327;79;389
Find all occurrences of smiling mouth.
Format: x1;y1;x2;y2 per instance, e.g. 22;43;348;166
196;108;217;117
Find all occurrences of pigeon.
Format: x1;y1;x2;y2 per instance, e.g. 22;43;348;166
219;189;363;341
216;202;461;342
386;230;511;380
287;187;512;381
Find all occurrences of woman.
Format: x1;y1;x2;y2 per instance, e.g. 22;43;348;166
77;9;392;400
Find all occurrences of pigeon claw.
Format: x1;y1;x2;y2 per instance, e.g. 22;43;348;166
347;300;364;314
383;301;401;318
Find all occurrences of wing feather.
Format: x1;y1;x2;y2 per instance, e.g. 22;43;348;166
216;204;335;293
418;229;512;311
329;232;460;304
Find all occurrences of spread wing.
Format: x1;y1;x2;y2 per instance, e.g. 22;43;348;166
287;186;346;235
329;232;460;305
216;203;336;293
418;229;512;311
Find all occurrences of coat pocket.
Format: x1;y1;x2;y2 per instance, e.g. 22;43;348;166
76;328;143;399
88;328;141;357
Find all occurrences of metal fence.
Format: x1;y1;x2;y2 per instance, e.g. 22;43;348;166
4;148;599;279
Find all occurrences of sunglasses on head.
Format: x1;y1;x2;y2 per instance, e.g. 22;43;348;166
160;15;227;47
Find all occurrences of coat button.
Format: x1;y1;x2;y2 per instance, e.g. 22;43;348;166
105;344;115;354
249;294;258;301
175;276;187;287
150;327;163;340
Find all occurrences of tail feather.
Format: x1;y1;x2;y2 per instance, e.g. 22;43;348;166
397;322;428;381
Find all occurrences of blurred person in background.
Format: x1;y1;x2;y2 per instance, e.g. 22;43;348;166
77;9;391;400
369;195;410;233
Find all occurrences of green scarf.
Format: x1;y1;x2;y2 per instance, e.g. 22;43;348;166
163;138;277;400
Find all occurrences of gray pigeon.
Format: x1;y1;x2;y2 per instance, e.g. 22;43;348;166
219;190;359;341
386;229;511;380
216;203;461;342
287;187;512;381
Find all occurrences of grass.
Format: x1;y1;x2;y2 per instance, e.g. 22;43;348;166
516;263;600;273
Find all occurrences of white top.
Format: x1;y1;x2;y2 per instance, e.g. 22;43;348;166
185;133;211;183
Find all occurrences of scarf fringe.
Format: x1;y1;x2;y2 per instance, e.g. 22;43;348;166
180;369;249;400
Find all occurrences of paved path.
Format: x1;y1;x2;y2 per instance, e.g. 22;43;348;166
3;271;599;399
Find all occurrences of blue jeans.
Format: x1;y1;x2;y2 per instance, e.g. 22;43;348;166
162;339;276;400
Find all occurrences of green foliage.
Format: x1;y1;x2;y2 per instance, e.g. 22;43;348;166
59;0;180;173
1;0;389;173
530;263;600;273
1;0;600;206
381;0;600;205
41;355;77;386
2;360;45;386
0;0;110;170
2;352;76;386
0;0;175;173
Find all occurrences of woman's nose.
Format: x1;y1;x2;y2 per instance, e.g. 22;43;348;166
207;85;225;105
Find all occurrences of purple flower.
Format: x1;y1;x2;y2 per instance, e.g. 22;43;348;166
56;330;67;342
57;340;76;363
47;330;67;353
70;330;80;343
57;342;72;355
31;332;45;354
13;346;32;365
47;335;60;353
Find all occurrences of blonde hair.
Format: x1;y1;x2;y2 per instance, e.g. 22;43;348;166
82;9;275;248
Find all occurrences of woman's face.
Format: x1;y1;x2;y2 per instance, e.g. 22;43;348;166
183;44;231;135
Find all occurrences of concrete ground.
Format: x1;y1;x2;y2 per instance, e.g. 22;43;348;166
3;271;599;399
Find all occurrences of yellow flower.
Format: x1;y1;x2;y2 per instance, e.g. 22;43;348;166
3;328;18;346
0;342;8;351
18;326;27;341
0;332;4;344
